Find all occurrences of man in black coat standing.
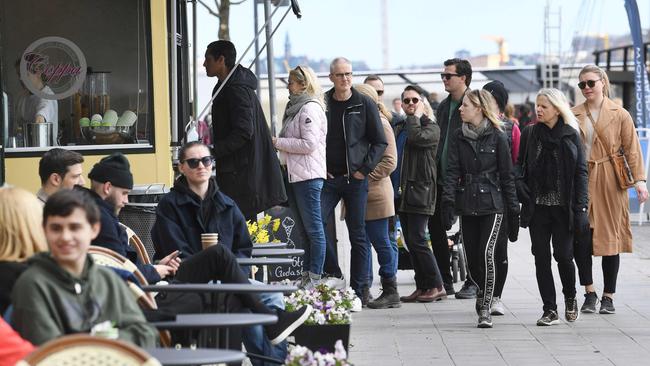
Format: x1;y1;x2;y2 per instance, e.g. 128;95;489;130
205;40;286;220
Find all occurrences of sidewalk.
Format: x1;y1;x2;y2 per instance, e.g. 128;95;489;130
336;220;650;365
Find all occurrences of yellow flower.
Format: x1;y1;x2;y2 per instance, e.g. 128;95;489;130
272;218;281;232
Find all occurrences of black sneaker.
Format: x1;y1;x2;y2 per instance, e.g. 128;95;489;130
444;282;456;296
581;292;599;313
565;297;579;322
266;305;312;345
361;287;371;307
477;308;493;328
536;310;560;326
599;296;615;314
455;281;478;299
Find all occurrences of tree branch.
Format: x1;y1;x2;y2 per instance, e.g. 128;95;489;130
198;0;219;17
230;0;248;4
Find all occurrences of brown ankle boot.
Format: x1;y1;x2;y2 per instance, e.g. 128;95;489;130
416;287;447;302
399;289;422;303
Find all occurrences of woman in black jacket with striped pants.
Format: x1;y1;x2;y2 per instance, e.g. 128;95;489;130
442;89;519;328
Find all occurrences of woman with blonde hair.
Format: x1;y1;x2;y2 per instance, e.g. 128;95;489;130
515;88;588;326
0;187;47;314
572;65;647;314
354;83;400;308
442;89;519;328
272;65;328;288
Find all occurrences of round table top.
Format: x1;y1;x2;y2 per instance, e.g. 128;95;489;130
250;248;304;257
142;283;297;294
237;257;294;266
252;242;288;249
151;313;278;329
146;348;245;365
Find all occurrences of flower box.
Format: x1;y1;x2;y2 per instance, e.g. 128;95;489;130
291;323;350;354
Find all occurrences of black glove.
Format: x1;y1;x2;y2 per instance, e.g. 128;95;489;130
507;211;519;242
442;205;455;231
574;210;590;236
515;180;531;204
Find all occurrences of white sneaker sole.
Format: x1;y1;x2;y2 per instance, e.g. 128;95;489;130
536;319;560;326
269;304;313;345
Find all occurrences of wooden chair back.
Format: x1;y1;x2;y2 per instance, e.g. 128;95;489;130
120;223;153;265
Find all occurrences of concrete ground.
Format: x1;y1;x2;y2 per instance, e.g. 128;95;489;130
334;217;650;366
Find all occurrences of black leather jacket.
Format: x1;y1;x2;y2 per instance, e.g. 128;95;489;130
324;87;387;176
442;123;519;216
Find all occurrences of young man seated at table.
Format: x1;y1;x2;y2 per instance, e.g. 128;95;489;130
11;189;159;347
85;152;310;351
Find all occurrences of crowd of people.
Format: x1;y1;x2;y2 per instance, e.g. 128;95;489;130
0;39;648;364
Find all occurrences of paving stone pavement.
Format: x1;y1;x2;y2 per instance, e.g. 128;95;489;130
334;217;650;366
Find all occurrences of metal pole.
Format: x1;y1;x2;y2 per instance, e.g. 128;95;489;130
170;0;179;161
253;0;261;95
264;0;278;137
192;0;198;122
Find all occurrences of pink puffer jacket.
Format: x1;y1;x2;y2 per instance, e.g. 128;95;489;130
275;101;327;183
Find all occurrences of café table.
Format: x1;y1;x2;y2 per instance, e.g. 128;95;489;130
151;313;277;330
236;257;293;266
252;242;288;249
142;283;297;295
250;248;304;257
146;348;245;365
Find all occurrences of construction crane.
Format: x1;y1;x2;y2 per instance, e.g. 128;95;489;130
482;35;510;65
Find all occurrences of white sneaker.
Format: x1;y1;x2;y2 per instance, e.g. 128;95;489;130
323;276;346;290
490;296;505;316
351;297;363;312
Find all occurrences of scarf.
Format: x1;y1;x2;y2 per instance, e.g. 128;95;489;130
461;118;489;140
531;118;564;194
280;92;313;137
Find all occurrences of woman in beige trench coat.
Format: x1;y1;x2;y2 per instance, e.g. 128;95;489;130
572;64;648;314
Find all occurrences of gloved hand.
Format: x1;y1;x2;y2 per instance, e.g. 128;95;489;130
442;205;455;231
515;180;531;204
507;211;519;242
574;210;590;236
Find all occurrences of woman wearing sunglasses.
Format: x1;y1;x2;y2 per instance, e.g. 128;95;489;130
571;65;648;314
272;65;328;289
441;89;519;328
516;88;588;326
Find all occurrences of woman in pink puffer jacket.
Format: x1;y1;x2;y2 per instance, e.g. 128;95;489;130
273;65;327;288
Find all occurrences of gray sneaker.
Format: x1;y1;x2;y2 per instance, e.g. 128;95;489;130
490;297;505;316
536;310;560;326
599;296;615;314
581;292;599;313
565;297;579;322
477;308;493;328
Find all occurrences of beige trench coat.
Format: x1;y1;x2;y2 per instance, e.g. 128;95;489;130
365;116;397;221
572;98;646;255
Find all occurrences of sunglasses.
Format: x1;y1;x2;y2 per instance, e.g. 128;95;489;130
376;90;384;96
578;79;601;89
403;97;419;104
183;156;214;169
441;73;461;80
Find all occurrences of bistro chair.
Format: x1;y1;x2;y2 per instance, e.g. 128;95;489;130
16;334;161;366
120;223;153;265
118;203;158;261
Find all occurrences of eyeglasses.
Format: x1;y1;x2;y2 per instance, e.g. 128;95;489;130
403;97;419;104
441;73;461;80
183;156;214;169
578;79;601;89
332;72;352;79
376;90;384;96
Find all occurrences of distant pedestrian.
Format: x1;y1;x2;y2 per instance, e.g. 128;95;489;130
515;88;588;326
571;64;648;314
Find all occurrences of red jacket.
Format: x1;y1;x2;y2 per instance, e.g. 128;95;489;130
0;318;33;365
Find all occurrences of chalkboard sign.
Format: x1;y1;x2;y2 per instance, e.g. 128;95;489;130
263;206;337;284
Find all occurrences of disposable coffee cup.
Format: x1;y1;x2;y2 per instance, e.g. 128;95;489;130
201;233;219;249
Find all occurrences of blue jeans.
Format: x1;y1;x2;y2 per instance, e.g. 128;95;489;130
242;279;287;365
321;175;370;295
286;177;327;275
366;218;398;285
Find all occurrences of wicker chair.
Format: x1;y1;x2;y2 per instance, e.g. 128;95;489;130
16;334;161;366
120;223;153;265
88;246;171;347
118;203;158;261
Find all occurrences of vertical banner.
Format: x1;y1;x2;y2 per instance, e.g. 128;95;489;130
624;0;650;128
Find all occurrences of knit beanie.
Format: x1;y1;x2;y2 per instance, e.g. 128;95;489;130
482;80;508;113
88;153;134;189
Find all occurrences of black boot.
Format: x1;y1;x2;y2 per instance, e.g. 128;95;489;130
368;277;401;309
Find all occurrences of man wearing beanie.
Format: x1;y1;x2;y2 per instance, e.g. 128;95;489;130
84;153;180;283
481;80;522;318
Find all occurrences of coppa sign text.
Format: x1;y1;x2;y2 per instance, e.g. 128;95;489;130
24;52;82;84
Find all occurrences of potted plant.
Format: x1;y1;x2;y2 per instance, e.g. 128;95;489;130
285;283;355;353
285;340;352;366
246;214;281;244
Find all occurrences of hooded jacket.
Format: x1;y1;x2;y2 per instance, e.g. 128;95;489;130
151;176;253;260
210;65;287;218
11;253;157;347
